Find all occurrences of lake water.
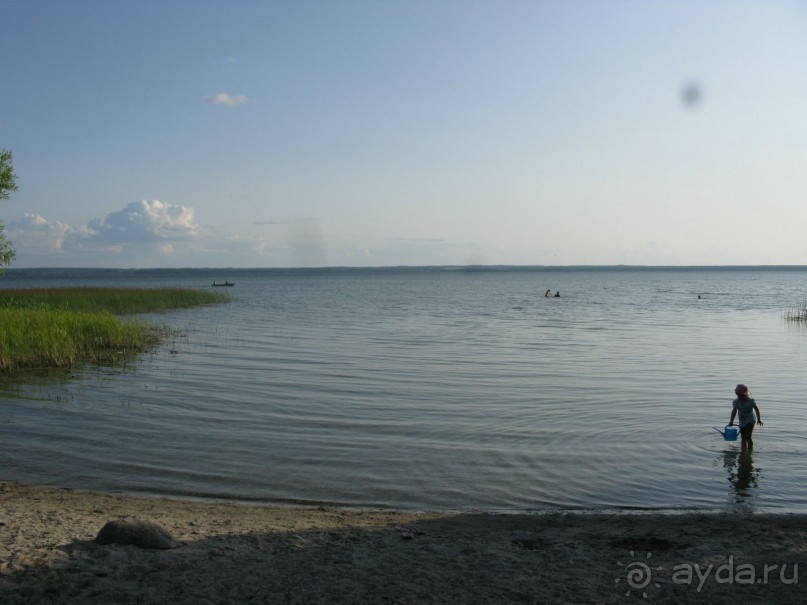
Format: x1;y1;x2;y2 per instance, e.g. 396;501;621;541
1;267;806;513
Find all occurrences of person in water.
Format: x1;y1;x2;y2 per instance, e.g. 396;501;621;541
544;289;551;298
728;383;763;452
554;291;560;297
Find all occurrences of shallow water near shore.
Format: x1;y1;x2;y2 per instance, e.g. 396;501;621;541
1;267;807;512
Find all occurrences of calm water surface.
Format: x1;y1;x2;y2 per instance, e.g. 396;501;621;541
2;267;806;512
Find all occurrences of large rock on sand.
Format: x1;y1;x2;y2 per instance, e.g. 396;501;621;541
95;519;180;549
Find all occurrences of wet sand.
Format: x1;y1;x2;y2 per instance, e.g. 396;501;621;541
1;481;804;604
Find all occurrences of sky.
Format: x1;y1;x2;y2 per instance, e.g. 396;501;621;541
2;0;806;268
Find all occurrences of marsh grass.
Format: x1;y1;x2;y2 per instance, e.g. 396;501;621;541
0;287;228;373
0;287;228;314
784;302;807;322
0;308;154;372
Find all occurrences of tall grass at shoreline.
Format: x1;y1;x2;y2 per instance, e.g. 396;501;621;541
784;302;807;322
0;287;228;314
0;287;229;373
0;308;155;372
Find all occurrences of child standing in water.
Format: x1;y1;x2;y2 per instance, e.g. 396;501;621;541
729;384;763;452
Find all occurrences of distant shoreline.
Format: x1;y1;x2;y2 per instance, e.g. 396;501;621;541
5;264;807;276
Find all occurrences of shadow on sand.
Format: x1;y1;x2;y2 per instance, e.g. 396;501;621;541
2;509;804;604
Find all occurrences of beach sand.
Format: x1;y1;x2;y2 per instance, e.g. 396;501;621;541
1;481;804;604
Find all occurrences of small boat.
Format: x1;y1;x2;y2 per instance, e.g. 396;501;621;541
211;281;235;287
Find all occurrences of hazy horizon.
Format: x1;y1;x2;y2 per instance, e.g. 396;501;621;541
6;263;807;273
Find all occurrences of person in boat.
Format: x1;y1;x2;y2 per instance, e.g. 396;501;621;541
554;291;560;297
728;383;763;452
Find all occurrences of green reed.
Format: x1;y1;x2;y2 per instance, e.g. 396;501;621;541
0;308;153;372
0;287;229;373
0;287;228;314
784;302;807;322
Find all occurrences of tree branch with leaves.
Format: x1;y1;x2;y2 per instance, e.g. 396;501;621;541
0;149;18;269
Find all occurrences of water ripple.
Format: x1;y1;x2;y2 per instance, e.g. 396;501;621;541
2;268;807;512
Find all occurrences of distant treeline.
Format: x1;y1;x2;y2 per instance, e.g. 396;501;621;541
4;264;807;282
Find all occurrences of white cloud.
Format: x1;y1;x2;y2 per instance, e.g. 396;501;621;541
6;204;495;268
6;200;284;267
204;92;247;106
7;214;74;253
26;213;48;226
86;200;200;244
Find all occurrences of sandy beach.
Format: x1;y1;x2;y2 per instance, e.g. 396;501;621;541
1;481;804;604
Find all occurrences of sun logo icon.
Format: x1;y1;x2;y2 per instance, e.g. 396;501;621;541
615;551;663;598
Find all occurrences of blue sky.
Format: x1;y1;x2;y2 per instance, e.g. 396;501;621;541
2;1;806;268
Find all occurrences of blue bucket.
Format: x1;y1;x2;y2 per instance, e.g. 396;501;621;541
713;425;739;441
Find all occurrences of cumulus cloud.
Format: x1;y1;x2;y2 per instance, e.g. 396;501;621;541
204;92;247;106
8;201;203;264
24;214;47;226
6;200;294;267
8;199;412;268
7;213;75;253
86;200;200;244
